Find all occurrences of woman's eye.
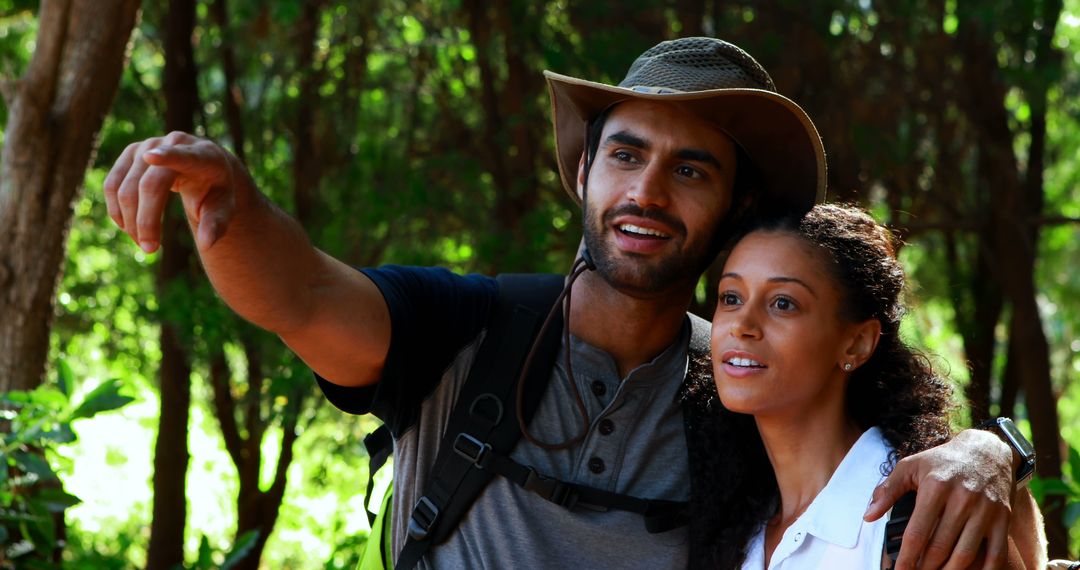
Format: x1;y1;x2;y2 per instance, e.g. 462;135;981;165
773;296;797;311
720;292;741;306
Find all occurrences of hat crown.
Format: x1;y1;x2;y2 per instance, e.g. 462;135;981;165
618;37;777;94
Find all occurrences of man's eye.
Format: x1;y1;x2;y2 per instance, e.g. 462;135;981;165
676;165;702;179
613;150;635;162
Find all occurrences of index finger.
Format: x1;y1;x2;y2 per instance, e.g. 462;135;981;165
104;142;139;228
866;463;917;522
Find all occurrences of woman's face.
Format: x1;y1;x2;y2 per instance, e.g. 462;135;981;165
711;230;864;419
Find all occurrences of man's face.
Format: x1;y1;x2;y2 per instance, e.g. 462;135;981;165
579;100;737;296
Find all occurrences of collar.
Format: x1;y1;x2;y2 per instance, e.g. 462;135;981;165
566;317;691;388
794;426;893;549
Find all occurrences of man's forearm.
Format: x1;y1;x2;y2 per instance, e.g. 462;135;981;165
192;173;323;335
1010;486;1048;570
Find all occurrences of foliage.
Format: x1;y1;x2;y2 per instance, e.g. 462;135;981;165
0;0;1078;565
1031;443;1080;552
0;366;133;569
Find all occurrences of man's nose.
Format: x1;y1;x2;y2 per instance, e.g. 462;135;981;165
626;162;670;209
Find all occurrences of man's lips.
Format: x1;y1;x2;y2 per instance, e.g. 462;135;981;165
615;221;672;240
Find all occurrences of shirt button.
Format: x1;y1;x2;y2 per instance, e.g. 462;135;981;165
598;419;615;435
588;457;606;474
591;381;606;397
794;532;802;542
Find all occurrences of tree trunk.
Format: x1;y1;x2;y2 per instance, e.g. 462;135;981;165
956;9;1068;557
146;0;200;568
0;0;140;393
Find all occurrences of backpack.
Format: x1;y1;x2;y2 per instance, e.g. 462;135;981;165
355;273;709;570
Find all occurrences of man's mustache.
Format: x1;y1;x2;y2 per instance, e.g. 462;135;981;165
602;204;687;237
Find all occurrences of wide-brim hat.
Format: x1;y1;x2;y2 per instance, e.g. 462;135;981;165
545;37;827;215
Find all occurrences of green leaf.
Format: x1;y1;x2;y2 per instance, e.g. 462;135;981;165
1067;444;1080;481
55;358;74;397
68;379;134;421
11;451;56;483
196;535;213;569
26;386;66;411
31;488;81;512
40;423;76;445
1066;501;1080;528
220;530;260;570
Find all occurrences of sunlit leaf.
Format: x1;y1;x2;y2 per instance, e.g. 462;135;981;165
10;451;55;483
221;530;260;570
31;488;81;513
68;379;134;421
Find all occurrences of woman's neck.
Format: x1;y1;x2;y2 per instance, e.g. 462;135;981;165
756;401;863;564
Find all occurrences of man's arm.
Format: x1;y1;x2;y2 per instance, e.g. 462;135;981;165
1009;486;1047;569
104;131;388;387
863;428;1044;570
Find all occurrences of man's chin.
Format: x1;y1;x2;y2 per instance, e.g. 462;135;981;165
594;262;696;298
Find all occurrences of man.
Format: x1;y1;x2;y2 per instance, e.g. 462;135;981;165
105;37;1039;569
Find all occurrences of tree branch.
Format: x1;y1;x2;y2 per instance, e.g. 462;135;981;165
210;350;245;469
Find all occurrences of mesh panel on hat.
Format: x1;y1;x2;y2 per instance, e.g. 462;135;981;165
618;37;776;93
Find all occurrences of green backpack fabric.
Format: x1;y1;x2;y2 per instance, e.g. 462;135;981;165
357;484;393;570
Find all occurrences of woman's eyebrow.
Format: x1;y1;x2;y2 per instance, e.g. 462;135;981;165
719;273;818;298
768;276;818;298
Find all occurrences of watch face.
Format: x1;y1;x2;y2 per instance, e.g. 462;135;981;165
999;419;1036;457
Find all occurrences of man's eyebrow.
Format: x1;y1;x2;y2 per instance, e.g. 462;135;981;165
605;130;725;171
676;148;724;171
604;130;648;149
718;273;818;298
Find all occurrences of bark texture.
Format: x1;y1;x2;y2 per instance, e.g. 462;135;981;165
0;0;141;393
145;0;200;567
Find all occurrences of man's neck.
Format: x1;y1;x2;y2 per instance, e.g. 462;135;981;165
567;270;694;378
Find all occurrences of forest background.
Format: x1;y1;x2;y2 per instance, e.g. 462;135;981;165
0;0;1078;568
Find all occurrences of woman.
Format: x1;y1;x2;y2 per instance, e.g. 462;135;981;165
684;203;1040;569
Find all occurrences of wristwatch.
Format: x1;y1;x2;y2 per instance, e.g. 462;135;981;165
978;417;1036;485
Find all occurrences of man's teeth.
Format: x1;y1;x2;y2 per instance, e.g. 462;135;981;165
619;224;669;238
727;357;762;367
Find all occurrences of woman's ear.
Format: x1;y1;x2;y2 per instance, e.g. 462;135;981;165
842;318;882;371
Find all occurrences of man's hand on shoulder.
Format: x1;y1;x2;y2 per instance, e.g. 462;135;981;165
864;429;1015;570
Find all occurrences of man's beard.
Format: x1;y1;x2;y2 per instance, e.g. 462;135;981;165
583;202;717;296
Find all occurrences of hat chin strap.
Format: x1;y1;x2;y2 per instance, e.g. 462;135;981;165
514;144;598;450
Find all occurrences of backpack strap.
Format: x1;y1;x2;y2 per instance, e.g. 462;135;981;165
362;425;393;528
883;491;916;566
396;273;566;570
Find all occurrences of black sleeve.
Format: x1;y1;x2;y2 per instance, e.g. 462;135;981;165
314;265;497;436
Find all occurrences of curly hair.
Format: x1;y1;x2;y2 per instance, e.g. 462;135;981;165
683;203;955;569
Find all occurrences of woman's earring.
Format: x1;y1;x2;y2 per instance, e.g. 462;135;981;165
843;362;853;371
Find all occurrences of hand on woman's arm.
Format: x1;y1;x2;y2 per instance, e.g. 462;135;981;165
864;429;1016;570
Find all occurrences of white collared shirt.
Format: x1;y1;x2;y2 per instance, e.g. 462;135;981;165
742;427;894;569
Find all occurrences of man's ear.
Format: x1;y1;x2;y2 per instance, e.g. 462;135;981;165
843;318;882;370
576;153;587;201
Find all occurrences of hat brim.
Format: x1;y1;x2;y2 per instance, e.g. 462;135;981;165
544;70;827;215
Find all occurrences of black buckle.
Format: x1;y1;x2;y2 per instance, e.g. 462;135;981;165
522;468;578;509
407;496;439;541
453;433;491;468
